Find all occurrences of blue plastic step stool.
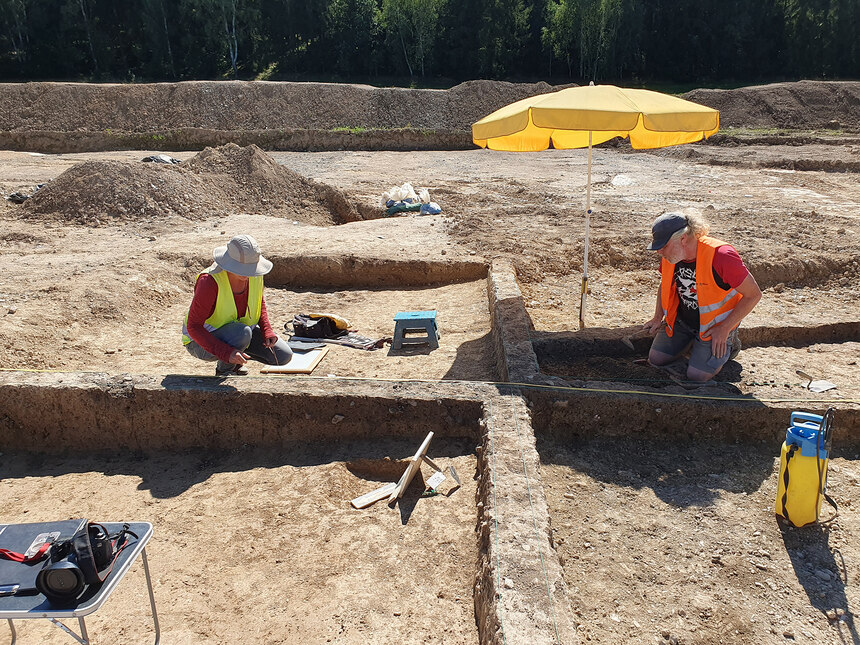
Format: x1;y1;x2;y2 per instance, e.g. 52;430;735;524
392;310;440;350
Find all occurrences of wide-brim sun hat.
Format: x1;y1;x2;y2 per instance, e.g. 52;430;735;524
213;234;273;277
647;212;689;251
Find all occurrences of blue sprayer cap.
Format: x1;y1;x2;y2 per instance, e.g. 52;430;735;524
787;411;829;459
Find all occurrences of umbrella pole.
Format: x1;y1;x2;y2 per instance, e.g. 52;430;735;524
580;131;592;329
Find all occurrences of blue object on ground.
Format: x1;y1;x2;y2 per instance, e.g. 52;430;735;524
787;411;829;459
392;310;440;350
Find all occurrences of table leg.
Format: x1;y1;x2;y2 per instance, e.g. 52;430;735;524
141;548;161;644
7;619;16;645
48;618;88;644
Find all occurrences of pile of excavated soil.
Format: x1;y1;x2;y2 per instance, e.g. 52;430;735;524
3;79;855;137
0;79;564;133
684;80;860;130
182;143;364;223
22;143;365;226
2;80;857;154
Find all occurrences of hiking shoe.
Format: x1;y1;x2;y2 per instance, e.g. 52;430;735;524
729;334;742;361
215;362;249;377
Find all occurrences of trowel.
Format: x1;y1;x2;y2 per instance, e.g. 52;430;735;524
620;327;653;350
796;370;837;393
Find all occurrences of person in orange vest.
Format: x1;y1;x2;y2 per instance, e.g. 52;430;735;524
643;211;761;382
182;235;292;376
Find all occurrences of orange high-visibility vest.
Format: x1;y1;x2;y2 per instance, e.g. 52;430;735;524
181;268;263;345
660;236;742;340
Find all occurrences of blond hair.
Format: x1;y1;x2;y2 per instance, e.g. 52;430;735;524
682;209;710;239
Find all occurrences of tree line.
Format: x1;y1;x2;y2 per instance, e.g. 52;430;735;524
0;0;857;85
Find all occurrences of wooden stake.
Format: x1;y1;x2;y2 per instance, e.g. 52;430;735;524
388;431;434;504
421;455;443;472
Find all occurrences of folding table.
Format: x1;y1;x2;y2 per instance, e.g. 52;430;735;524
0;521;158;645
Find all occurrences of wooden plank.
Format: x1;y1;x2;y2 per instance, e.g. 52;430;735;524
259;346;328;374
388;459;420;504
388;431;434;503
421;455;443;472
351;482;398;509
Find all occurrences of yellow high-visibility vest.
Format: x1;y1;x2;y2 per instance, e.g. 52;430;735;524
181;269;263;345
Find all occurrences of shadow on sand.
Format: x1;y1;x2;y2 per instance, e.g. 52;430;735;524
780;520;858;644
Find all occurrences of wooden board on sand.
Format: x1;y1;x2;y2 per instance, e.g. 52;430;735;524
350;482;398;509
350;432;435;509
260;346;328;374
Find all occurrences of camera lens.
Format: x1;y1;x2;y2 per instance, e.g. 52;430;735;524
37;561;85;601
43;567;80;592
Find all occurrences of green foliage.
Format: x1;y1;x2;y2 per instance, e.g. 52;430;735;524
380;0;443;77
543;0;578;77
325;0;381;76
331;125;369;133
260;1;328;76
255;62;278;80
0;0;32;69
480;0;532;76
0;0;855;82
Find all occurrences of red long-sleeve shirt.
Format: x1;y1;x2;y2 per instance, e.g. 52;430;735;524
186;273;276;363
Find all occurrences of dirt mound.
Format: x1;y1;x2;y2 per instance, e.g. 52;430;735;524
182;143;362;224
1;79;854;136
684;80;860;130
0;79;567;133
22;144;364;226
21;160;216;225
1;80;855;154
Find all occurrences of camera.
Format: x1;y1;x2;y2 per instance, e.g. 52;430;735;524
35;522;126;605
88;525;114;570
36;561;86;603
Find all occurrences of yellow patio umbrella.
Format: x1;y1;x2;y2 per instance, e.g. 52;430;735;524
472;83;719;329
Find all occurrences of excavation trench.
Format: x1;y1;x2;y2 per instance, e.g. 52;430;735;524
2;260;858;645
265;255;488;289
0;372;584;645
2;366;858;645
749;257;858;290
0;373;492;644
533;320;860;360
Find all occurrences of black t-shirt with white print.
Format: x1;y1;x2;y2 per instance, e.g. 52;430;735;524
673;260;732;331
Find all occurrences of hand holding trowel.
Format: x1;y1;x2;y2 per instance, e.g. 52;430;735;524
621;321;664;350
621;328;654;350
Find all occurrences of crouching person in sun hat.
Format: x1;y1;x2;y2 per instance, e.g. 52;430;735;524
182;234;292;376
643;211;762;382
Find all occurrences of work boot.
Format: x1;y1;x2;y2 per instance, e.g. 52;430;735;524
215;361;249;377
728;333;742;361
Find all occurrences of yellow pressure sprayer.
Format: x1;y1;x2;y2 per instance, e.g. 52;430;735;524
775;408;837;527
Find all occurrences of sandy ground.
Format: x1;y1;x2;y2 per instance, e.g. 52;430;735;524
1;139;859;644
2;440;478;644
540;438;860;645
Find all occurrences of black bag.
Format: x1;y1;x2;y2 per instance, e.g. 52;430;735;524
35;520;137;605
290;314;343;339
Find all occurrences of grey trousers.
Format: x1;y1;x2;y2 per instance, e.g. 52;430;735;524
186;322;293;370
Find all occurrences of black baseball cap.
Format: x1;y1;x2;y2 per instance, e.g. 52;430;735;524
647;212;688;251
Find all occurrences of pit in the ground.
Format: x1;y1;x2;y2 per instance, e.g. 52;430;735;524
538;435;859;645
3;438;479;644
